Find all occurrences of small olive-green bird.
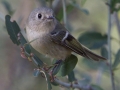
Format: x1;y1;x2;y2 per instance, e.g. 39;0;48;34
26;7;106;61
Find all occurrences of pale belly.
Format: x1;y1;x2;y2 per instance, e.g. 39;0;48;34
27;31;71;60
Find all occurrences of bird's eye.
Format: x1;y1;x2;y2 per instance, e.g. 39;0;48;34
38;13;42;19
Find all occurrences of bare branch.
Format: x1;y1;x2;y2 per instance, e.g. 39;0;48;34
54;78;93;90
62;0;67;28
107;0;116;90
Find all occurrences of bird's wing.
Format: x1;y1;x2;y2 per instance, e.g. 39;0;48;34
50;30;106;61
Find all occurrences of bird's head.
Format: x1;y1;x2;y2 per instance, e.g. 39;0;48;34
27;7;57;31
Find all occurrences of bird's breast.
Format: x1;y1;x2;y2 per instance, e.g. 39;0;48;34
26;28;71;60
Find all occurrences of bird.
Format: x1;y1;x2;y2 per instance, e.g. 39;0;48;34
26;7;106;62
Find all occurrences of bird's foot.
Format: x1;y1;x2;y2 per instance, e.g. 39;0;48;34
49;60;63;82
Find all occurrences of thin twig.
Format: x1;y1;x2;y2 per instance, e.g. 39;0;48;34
107;0;116;90
33;67;93;90
54;78;92;90
62;0;67;28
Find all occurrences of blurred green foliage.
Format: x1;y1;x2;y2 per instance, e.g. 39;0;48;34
110;0;120;13
78;32;107;49
5;15;20;45
112;49;120;70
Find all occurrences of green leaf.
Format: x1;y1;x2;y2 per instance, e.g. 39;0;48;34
101;46;108;59
108;0;120;13
57;54;78;76
19;33;31;54
52;60;63;75
19;33;27;45
5;15;46;78
68;71;76;82
91;84;104;90
110;0;120;13
5;15;20;45
78;32;107;49
112;49;120;69
5;15;31;51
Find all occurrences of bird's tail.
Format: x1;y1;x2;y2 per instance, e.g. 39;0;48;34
82;45;107;61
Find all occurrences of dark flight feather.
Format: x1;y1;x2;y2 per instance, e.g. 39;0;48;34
50;22;107;61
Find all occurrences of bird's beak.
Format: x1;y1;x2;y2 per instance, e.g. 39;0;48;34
47;16;54;19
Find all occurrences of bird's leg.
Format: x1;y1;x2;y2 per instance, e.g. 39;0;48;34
50;60;63;82
52;60;62;72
